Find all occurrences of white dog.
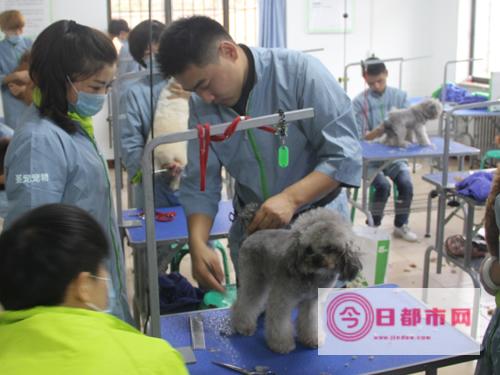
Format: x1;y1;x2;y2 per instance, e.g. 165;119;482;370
152;80;189;190
231;206;362;354
381;98;442;148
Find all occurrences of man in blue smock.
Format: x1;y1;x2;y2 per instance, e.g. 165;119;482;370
157;16;362;292
108;19;141;77
120;20;184;209
0;10;32;130
352;57;417;242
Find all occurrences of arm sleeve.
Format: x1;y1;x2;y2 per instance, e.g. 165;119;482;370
296;55;362;188
5;132;67;227
120;89;150;179
401;91;410;108
178;98;222;218
352;95;368;135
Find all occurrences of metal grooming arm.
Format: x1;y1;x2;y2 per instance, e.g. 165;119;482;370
440;58;482;104
110;69;157;226
343;57;404;92
342;55;430;93
141;108;315;337
434;100;500;272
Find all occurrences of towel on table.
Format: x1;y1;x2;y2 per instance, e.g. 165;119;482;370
159;272;205;314
455;171;494;202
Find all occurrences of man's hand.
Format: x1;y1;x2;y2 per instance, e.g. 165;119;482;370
191;244;225;293
364;123;385;141
5;70;30;85
161;160;183;177
8;82;26;97
247;193;296;234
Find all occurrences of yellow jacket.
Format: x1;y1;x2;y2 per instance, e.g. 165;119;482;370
0;306;188;374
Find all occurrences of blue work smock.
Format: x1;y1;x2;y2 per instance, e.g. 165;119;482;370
117;40;141;77
0;37;32;130
352;86;410;179
119;73;179;208
0;122;13;218
179;47;361;265
4;105;133;324
0;122;13;137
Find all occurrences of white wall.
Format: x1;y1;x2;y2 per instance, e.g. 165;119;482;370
51;0;108;32
287;0;468;99
10;1;470;157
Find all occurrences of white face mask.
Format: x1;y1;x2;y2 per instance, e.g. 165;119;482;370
85;275;115;314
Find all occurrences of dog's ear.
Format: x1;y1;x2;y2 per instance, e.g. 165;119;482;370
338;240;362;281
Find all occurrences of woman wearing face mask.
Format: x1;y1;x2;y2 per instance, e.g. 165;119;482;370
0;10;32;129
4;20;133;324
0;204;188;374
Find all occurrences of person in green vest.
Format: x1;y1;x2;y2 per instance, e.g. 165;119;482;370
0;203;188;374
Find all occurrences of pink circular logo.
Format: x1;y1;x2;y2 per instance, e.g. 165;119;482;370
326;292;374;341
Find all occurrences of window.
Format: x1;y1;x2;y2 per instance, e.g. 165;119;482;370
470;0;500;81
108;0;258;46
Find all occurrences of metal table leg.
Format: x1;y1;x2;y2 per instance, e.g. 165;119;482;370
425;190;433;237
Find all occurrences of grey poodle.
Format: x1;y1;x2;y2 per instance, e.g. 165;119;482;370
382;98;442;147
231;206;362;354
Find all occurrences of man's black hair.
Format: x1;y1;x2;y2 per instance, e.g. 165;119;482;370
108;19;129;37
29;20;117;134
157;16;233;77
0;137;9;175
128;20;166;67
362;56;387;76
0;204;109;310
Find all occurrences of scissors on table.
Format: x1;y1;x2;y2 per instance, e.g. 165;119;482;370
212;361;276;375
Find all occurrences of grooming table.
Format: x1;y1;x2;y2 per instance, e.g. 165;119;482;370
162;285;479;375
123;200;233;326
357;137;480;222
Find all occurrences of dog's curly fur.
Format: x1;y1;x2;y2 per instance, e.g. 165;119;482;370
152;82;189;190
382;99;442;148
231;206;362;353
